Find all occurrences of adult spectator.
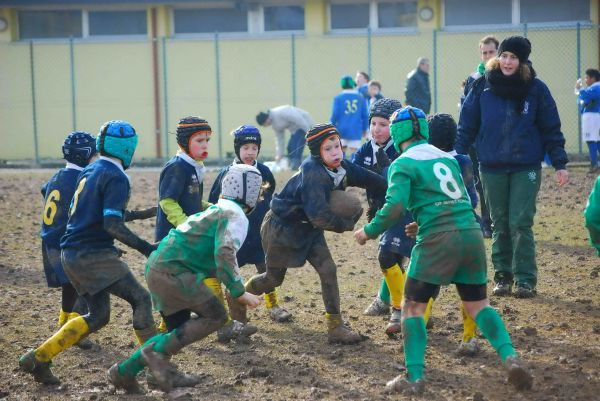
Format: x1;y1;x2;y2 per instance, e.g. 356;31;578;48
356;70;371;100
456;36;569;299
330;75;368;155
256;105;314;170
575;68;600;173
404;57;431;114
461;35;499;238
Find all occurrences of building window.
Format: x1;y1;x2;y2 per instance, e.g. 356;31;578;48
520;0;589;23
378;1;417;28
330;3;370;29
173;7;248;34
264;5;304;31
18;10;82;39
444;0;512;26
89;11;147;36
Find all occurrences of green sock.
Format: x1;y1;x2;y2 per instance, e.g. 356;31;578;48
378;278;391;304
402;316;427;382
118;333;164;377
474;306;516;362
152;330;177;355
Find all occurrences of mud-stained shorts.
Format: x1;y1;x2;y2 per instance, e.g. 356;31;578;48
42;244;70;288
61;248;131;296
261;210;325;268
407;229;487;286
146;264;216;316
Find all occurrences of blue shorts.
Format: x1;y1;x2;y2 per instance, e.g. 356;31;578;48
42;243;70;288
379;213;415;258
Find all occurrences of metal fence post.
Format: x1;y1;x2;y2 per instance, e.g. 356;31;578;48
523;22;528;38
432;29;438;113
577;22;582;156
291;33;296;106
69;37;77;131
162;36;170;159
367;27;372;78
214;31;223;162
29;41;39;165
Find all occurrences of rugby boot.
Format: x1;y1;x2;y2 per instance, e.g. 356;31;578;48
385;375;425;395
18;350;60;385
492;278;512;296
107;364;143;394
326;314;363;344
141;345;176;393
504;355;533;391
456;338;480;357
264;290;292;322
363;297;390;316
217;320;258;343
513;283;536;299
385;308;402;336
146;369;201;389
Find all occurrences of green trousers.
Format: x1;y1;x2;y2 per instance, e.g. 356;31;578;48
481;169;541;288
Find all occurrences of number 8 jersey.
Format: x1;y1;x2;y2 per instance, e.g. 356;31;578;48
364;140;480;241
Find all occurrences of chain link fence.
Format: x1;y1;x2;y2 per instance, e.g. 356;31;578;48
0;23;597;163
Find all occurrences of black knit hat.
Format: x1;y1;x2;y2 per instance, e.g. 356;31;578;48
498;36;531;62
306;123;340;157
256;111;269;126
369;98;403;123
427;113;456;152
176;116;211;154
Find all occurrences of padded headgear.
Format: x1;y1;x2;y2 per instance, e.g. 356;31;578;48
426;113;457;152
369;98;403;123
96;121;138;169
220;164;263;212
389;106;429;153
232;125;261;160
62;131;97;167
306;123;340;158
176;116;212;154
340;75;356;89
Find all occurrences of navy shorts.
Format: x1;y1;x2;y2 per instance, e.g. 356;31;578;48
42;244;70;288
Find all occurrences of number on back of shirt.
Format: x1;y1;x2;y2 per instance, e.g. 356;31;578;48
433;162;462;199
43;189;60;225
70;177;87;216
344;99;358;114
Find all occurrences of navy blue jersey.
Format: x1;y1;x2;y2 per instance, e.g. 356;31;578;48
41;167;82;249
209;161;276;265
453;152;478;209
60;158;131;251
155;155;204;241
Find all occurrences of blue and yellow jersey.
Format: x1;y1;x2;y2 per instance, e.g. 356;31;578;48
155;154;204;241
41;166;82;249
60;157;131;251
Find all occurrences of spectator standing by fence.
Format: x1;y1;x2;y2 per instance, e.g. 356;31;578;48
405;58;431;114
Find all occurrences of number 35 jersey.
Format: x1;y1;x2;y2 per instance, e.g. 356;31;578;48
365;141;479;241
61;157;131;251
40;167;82;249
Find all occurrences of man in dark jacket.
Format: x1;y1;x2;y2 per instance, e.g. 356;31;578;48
404;58;431;114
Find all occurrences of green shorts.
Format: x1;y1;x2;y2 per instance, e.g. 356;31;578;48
407;228;487;286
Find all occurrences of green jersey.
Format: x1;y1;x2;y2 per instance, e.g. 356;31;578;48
146;198;247;298
584;176;600;256
365;141;479;241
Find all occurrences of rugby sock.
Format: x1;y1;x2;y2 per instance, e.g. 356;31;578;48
423;298;434;324
382;264;405;309
118;333;164;377
377;278;391;305
326;313;343;329
474;306;516;362
264;289;279;309
402;316;427;382
205;277;232;323
157;318;168;333
58;309;69;327
135;326;158;345
461;304;477;342
35;316;89;362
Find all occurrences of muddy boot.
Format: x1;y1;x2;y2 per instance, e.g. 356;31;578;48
75;337;95;350
385;308;402;337
217;320;258;343
18;350;60;385
363;297;390;316
146;369;201;389
504;355;533;391
385;375;425;395
268;305;292;323
107;364;143;394
141;345;175;393
326;314;363;345
456;338;480;357
225;291;248;324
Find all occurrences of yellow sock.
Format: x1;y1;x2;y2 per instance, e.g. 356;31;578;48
35;316;89;362
204;277;231;323
382;264;405;309
58;309;69;327
461;303;477;342
325;313;343;330
67;311;82;321
134;326;157;345
157;318;168;333
264;289;279;309
423;298;434;324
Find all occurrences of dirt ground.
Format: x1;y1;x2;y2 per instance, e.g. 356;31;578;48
0;167;598;401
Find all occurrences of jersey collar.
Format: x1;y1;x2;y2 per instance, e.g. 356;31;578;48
99;156;125;172
65;162;84;171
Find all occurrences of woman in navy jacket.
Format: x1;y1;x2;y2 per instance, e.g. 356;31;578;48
456;36;568;299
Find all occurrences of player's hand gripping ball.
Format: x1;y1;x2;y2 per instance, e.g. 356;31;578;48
329;190;363;222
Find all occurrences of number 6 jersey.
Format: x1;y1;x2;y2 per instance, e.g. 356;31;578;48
364;140;479;241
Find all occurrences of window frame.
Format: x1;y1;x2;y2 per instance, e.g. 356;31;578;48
327;0;419;34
